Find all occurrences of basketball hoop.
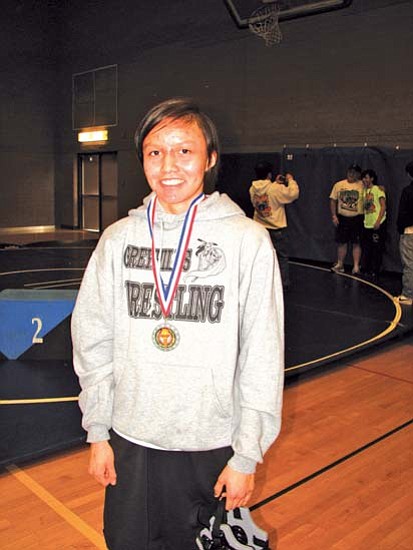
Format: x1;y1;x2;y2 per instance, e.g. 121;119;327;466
248;1;282;46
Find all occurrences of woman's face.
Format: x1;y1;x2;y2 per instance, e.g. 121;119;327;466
142;118;217;214
363;174;374;187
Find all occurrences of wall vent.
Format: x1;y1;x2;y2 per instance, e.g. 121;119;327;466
72;64;117;130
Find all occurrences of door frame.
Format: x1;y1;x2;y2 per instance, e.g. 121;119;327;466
77;151;117;232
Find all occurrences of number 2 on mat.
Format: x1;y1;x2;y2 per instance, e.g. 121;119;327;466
32;317;44;344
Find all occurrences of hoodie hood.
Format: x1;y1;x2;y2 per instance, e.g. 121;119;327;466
128;191;245;226
251;179;272;192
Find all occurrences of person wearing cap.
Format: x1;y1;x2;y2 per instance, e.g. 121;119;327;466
329;164;364;274
396;161;413;305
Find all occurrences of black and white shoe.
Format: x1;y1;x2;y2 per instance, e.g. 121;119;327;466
196;506;269;550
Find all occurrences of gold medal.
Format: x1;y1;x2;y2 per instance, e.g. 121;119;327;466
147;193;205;351
152;323;180;352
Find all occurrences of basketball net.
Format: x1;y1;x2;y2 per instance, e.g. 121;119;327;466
248;2;282;46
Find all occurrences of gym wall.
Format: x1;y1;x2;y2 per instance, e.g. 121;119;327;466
1;0;412;268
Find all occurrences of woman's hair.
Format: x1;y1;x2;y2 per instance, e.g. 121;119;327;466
361;169;378;184
134;97;220;184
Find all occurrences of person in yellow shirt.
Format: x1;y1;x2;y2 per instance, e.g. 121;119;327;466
361;169;386;281
250;161;299;290
329;164;364;274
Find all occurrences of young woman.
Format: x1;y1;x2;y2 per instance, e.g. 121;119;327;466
72;98;284;549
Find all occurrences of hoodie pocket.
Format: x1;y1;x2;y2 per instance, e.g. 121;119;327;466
113;361;232;449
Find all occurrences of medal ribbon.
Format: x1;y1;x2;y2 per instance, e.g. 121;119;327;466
147;193;204;318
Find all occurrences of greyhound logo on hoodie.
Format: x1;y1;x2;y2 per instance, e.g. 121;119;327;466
185;239;226;283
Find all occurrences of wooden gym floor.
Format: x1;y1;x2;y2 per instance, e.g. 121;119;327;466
1;334;412;549
0;228;412;548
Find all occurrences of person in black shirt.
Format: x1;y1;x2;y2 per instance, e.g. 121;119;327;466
396;161;413;305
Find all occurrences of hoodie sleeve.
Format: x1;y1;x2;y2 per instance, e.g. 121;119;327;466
71;235;116;443
271;179;299;204
228;227;284;474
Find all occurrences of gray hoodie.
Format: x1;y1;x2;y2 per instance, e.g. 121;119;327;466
72;191;284;474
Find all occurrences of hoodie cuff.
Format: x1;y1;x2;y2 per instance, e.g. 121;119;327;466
86;425;110;443
228;454;257;474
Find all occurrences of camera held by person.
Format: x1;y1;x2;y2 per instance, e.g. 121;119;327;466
275;173;292;186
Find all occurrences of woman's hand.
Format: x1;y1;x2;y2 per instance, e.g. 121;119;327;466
214;465;255;510
89;441;117;487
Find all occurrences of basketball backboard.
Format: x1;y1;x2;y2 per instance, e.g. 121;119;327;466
224;0;353;28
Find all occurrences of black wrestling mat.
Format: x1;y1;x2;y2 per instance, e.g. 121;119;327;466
285;262;412;375
1;244;411;466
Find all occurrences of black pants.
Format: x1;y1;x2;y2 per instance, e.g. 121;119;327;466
104;431;233;550
361;222;386;277
268;227;290;289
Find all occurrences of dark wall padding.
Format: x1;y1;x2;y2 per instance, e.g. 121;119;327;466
218;147;413;272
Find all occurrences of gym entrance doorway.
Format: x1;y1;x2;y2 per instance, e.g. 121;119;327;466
78;152;118;232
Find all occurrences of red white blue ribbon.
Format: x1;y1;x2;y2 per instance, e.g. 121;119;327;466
147;193;204;318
